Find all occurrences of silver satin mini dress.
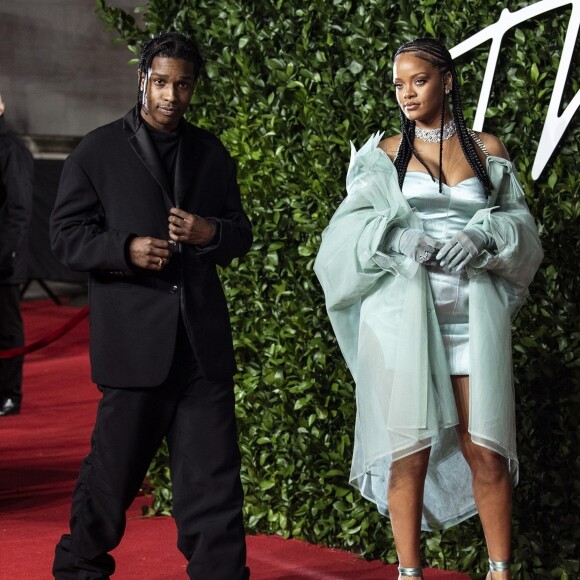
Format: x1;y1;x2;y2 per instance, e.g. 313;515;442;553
402;172;488;375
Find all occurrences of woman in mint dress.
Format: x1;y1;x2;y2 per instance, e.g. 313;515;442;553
314;38;542;580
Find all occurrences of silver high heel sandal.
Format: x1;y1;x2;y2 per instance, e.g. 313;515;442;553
398;566;423;578
489;559;511;577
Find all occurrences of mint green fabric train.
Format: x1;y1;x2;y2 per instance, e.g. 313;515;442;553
314;132;543;530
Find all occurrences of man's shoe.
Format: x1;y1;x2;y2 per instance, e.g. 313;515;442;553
0;398;20;416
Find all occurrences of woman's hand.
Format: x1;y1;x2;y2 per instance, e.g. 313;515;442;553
436;225;493;272
389;228;443;265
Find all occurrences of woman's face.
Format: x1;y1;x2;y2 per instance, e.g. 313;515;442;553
393;53;451;128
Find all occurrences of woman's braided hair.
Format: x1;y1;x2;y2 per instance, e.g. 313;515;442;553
393;37;492;196
137;31;204;109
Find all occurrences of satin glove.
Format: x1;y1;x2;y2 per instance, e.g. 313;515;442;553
436;225;494;272
386;227;444;265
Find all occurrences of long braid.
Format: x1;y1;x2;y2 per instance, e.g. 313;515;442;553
394;110;413;190
438;82;445;191
393;37;493;197
448;58;493;195
137;32;204;110
395;112;438;190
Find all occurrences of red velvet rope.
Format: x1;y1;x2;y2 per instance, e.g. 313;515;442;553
0;306;89;359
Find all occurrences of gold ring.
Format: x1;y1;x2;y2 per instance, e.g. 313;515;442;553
159;258;165;267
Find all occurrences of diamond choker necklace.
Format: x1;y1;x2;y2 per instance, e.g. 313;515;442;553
415;119;457;143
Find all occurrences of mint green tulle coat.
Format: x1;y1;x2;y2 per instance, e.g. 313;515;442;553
314;133;543;530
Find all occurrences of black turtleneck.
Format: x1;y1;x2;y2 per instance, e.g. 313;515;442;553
142;119;180;199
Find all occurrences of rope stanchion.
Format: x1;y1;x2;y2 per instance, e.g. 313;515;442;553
0;306;89;359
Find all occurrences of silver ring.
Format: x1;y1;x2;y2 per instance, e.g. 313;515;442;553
158;258;165;267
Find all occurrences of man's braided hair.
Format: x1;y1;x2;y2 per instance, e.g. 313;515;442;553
137;32;204;109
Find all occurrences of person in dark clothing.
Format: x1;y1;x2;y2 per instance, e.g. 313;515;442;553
0;93;34;417
50;33;252;579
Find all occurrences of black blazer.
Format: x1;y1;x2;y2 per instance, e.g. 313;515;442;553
50;108;252;387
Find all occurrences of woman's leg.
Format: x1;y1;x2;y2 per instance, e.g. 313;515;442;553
388;447;431;579
452;375;512;579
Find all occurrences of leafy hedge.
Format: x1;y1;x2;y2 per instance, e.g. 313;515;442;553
97;1;579;577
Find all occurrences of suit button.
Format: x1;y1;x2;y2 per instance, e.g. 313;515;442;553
170;285;178;294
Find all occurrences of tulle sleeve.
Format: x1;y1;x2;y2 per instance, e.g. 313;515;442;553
314;132;420;312
466;157;543;316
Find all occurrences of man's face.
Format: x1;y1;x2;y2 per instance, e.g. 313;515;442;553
140;56;196;132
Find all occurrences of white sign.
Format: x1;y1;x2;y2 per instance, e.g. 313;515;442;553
450;0;579;180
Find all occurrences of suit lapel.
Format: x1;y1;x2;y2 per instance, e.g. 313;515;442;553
174;123;201;209
128;116;173;201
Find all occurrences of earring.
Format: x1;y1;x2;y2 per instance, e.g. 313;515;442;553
445;87;451;95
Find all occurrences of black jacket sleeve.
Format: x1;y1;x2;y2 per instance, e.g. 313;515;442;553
0;119;34;280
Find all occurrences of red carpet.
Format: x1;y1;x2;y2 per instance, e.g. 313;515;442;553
0;300;468;579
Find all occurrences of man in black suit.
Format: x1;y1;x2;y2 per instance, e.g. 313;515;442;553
0;93;34;417
50;33;252;579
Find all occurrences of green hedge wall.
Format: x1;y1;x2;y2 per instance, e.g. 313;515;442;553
97;1;579;577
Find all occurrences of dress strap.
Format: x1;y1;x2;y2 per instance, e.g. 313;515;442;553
468;129;490;157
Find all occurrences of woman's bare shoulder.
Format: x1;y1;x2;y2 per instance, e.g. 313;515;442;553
474;131;510;160
378;134;403;160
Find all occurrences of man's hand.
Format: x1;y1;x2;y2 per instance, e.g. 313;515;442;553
168;208;216;245
129;237;174;270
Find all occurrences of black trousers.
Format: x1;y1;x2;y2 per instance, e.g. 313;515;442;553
0;284;24;405
53;324;248;579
